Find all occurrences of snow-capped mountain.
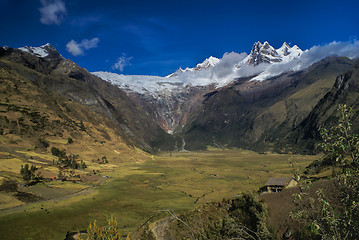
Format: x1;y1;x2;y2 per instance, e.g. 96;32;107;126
19;43;63;59
243;41;303;66
92;41;308;133
94;41;305;96
165;56;220;78
194;56;220;70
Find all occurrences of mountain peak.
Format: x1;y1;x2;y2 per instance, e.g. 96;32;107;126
246;41;281;65
18;43;63;60
194;56;220;70
278;42;291;56
281;42;290;47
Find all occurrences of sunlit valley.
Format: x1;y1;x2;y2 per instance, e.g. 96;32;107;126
1;1;359;239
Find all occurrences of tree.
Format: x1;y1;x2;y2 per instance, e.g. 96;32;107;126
320;104;359;172
20;164;42;184
291;105;359;239
51;147;66;158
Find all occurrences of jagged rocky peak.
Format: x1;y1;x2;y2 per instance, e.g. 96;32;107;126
246;41;303;65
277;42;291;56
18;43;63;60
247;41;281;65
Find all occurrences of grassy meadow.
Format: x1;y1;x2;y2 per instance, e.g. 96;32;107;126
0;148;319;239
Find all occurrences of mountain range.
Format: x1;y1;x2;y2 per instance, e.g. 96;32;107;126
1;41;358;153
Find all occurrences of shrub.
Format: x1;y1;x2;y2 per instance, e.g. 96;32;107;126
79;216;123;240
38;138;49;148
51;147;66;158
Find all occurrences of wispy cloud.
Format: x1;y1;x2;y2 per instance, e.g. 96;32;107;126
66;38;100;56
39;0;66;25
112;54;133;72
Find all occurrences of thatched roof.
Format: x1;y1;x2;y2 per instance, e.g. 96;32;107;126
265;177;294;186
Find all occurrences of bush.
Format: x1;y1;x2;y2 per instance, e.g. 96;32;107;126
38;138;49;148
51;147;66;158
79;216;123;240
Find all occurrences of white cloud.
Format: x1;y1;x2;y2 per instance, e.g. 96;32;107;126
66;38;100;56
112;54;133;72
39;0;66;25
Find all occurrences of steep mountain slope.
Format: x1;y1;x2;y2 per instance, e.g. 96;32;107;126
283;59;359;153
181;57;354;151
0;45;174;153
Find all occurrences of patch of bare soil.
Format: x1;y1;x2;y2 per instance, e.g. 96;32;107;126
259;179;340;239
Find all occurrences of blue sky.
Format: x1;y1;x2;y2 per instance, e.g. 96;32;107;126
1;0;359;76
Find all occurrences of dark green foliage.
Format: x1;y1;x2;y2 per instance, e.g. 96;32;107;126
51;147;66;158
67;137;73;144
94;156;108;164
20;164;42;183
57;154;86;169
320;104;359;171
292;105;359;239
38;138;49;148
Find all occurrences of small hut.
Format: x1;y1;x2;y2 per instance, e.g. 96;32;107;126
265;177;297;193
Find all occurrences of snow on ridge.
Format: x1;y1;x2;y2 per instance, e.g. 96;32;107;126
194;56;220;70
19;43;52;58
94;40;359;95
92;71;183;96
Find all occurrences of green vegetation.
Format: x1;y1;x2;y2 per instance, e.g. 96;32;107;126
93;156;108;164
20;164;42;184
291;105;359;239
320;104;359;171
79;216;124;240
51;147;66;158
0;149;316;239
57;154;87;169
38;138;49;149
